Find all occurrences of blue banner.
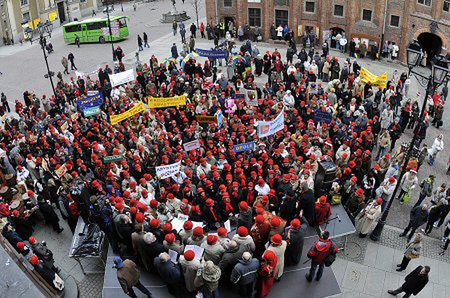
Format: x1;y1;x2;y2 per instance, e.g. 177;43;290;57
234;142;255;153
77;93;104;110
196;48;228;59
314;109;333;124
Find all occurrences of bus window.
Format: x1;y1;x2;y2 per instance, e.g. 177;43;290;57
65;24;81;33
86;21;107;30
119;18;127;28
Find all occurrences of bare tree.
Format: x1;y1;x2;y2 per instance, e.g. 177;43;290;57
191;0;200;28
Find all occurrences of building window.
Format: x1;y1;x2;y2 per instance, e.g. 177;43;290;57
444;0;450;12
224;0;232;7
304;1;315;13
334;4;344;17
275;0;289;6
418;0;432;6
390;15;400;27
275;9;288;26
22;12;30;22
362;9;372;21
248;8;261;27
20;0;28;6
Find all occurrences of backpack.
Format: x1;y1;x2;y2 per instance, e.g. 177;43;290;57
324;250;337;267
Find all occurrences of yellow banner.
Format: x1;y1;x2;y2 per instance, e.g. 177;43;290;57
49;11;58;22
360;67;389;88
110;102;146;125
147;94;187;108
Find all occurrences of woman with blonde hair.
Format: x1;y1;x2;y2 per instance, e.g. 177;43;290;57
396;233;422;271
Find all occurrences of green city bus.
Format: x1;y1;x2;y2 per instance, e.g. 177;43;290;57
63;15;129;44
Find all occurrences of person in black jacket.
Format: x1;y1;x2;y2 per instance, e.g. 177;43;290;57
35;193;64;233
298;182;316;226
230;252;260;297
400;204;429;241
284;216;308;266
388;265;430;297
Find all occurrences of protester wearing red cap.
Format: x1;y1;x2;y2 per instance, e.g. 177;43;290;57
266;234;286;280
251;215;271;258
284;217;307;266
258;250;278;297
201;234;225;264
315;196;332;226
186;227;206;246
179;249;201;293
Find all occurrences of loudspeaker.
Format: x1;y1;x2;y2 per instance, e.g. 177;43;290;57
314;159;337;196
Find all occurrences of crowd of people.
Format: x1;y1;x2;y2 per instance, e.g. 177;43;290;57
0;22;448;298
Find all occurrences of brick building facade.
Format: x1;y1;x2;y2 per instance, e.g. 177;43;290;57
205;0;449;60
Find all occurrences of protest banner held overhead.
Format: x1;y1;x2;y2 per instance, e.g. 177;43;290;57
156;161;182;180
195;48;228;59
244;89;258;106
196;115;218;123
359;67;389;88
314;109;333;124
77;93;104;111
257;109;285;138
147;94;187;109
234;142;255;153
109;101;146;125
183;140;201;151
103;154;125;163
83;106;101;117
109;69;135;87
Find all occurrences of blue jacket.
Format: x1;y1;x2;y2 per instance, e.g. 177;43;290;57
153;257;182;284
230;258;260;285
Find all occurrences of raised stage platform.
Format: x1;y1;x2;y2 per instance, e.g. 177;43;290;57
102;205;354;297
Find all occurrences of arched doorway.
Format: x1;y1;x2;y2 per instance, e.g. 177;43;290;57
417;32;442;65
224;17;235;33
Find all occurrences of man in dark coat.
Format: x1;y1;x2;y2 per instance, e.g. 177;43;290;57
388;265;430;297
284;216;308;266
237;201;253;231
298;182;316;226
400;204;429;241
230;252;260;297
114;257;153;298
153;252;183;297
34;191;64;233
219;240;247;278
140;232;166;271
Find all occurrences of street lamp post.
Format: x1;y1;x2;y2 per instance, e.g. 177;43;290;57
30;21;57;99
370;41;450;241
105;0;117;61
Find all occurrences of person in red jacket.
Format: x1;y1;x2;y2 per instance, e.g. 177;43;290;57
306;230;338;282
315;196;332;226
251;215;271;258
257;250;278;298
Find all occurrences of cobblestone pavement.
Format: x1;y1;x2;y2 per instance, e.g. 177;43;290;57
338;225;450;267
78;274;104;298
